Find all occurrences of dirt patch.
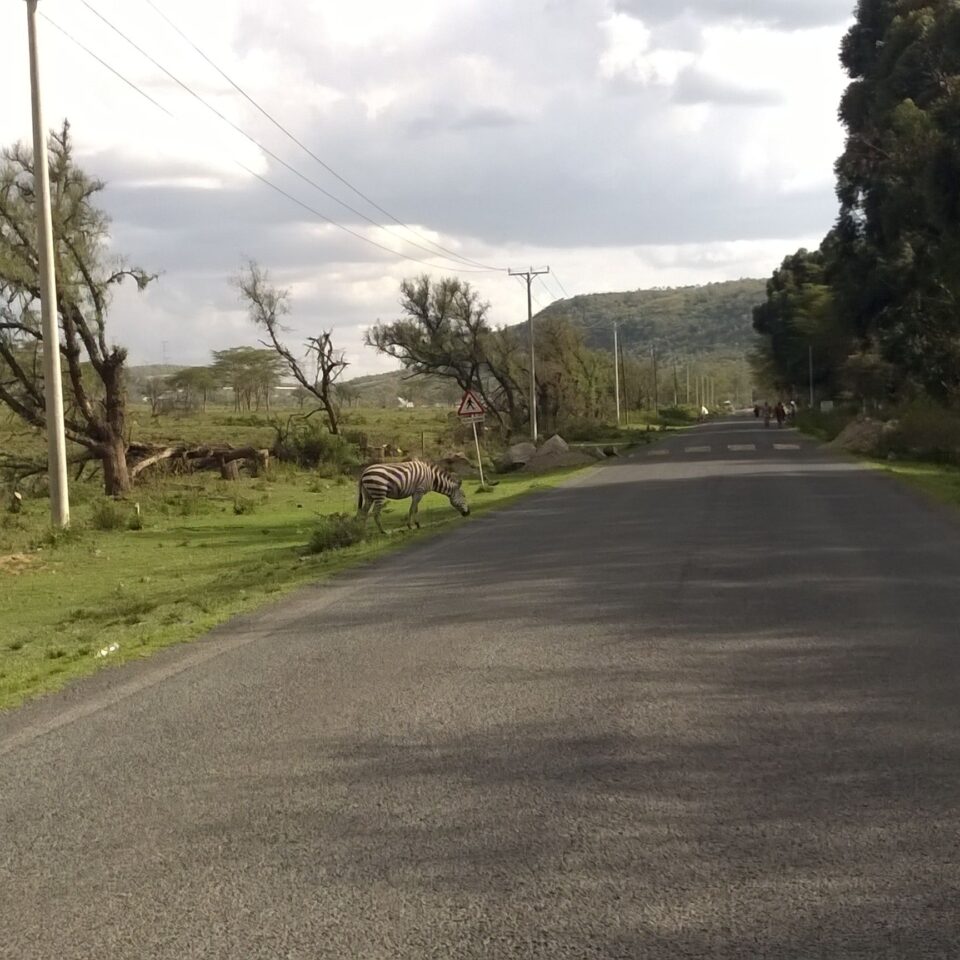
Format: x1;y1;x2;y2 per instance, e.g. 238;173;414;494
829;418;885;455
0;553;36;576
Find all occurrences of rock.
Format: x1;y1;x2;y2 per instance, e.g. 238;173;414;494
602;445;620;458
536;434;569;456
434;452;478;478
494;441;537;473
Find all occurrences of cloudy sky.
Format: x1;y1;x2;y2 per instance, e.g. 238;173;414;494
1;0;854;377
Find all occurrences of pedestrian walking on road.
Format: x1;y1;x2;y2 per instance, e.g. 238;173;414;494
775;402;786;428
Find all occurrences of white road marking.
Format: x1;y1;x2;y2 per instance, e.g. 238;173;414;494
647;449;670;456
774;443;801;450
728;444;756;452
685;445;711;453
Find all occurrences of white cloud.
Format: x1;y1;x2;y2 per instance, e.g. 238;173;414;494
0;0;852;375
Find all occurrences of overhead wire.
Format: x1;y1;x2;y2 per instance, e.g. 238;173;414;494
41;15;172;118
74;0;499;273
41;12;495;272
139;0;506;273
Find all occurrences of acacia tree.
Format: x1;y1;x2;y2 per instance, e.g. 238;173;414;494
234;261;347;433
367;275;521;431
0;122;155;494
211;346;283;412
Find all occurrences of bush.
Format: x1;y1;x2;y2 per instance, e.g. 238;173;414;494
306;513;366;554
656;406;696;425
795;407;855;442
90;499;128;531
559;418;624;442
275;420;360;474
883;404;960;464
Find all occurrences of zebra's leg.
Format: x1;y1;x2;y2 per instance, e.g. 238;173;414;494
408;491;425;529
371;500;388;535
356;490;370;526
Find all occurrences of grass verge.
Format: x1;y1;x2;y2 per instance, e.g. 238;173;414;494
876;459;960;511
0;466;587;710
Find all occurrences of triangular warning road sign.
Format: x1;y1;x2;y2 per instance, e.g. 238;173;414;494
457;390;485;417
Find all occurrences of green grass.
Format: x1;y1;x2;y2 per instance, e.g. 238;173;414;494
0;464;588;710
878;460;960;510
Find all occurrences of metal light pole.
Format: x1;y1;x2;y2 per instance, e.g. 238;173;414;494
25;0;70;527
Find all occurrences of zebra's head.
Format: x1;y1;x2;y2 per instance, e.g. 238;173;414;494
447;475;470;516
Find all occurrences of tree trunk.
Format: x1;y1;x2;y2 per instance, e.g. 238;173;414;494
101;436;132;496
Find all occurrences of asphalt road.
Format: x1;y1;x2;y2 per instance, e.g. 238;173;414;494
2;417;960;959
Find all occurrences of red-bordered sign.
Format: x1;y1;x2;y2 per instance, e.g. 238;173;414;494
457;390;486;418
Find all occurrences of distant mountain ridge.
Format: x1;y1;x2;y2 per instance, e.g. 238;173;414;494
126;281;765;406
535;278;766;360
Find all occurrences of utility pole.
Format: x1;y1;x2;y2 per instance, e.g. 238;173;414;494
25;0;69;528
620;337;630;424
808;345;814;408
509;267;549;443
686;364;690;405
651;344;659;413
613;323;621;425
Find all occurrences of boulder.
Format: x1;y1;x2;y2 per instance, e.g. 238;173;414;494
494;441;537;473
434;452;478;478
536;434;569;456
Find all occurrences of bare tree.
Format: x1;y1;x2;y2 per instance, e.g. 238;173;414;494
0;122;156;495
235;261;347;434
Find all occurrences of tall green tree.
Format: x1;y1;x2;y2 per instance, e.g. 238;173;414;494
834;0;960;402
0;123;155;494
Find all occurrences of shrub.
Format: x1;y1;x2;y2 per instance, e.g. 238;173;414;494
883;404;960;464
559;418;624;442
275;420;360;474
795;407;855;442
306;513;366;554
657;406;696;425
90;499;128;531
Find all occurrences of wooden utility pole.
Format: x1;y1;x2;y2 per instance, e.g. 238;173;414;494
508;267;550;443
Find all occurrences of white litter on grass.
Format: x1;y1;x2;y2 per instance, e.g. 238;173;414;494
94;643;120;658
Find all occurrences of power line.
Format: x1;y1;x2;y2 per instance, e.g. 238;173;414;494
140;0;505;273
41;15;172;117
48;10;493;273
551;271;571;299
77;0;500;273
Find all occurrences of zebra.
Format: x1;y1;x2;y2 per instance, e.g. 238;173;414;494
357;460;470;534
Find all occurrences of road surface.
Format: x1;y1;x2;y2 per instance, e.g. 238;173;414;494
2;417;959;958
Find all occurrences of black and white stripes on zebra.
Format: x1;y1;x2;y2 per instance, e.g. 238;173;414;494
357;460;470;534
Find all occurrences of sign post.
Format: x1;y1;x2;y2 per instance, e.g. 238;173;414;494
457;390;488;489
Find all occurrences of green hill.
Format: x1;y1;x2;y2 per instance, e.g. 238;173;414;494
537;279;766;360
339;370;461;408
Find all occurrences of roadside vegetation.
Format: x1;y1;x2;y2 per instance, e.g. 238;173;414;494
0;413;585;710
795;404;960;512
